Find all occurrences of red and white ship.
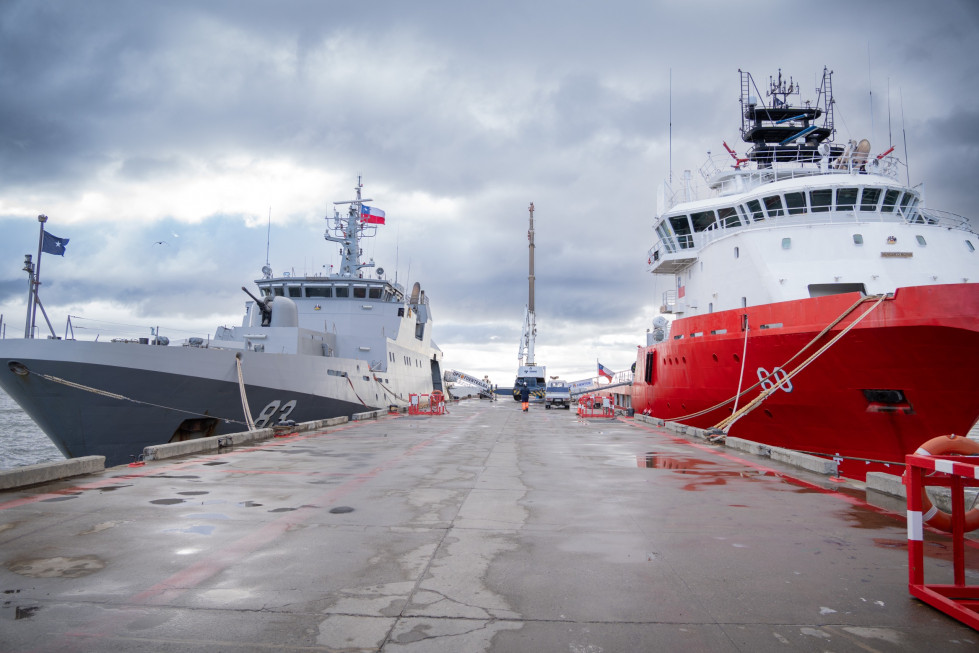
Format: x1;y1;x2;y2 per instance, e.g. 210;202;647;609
632;68;979;477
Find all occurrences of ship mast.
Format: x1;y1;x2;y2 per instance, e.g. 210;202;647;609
327;176;376;279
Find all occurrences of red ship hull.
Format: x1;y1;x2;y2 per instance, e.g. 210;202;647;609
631;284;979;472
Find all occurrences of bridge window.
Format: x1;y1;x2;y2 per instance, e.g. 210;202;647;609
916;235;927;246
781;237;792;249
809;189;832;212
746;199;765;222
353;286;367;299
273;287;284;297
655;223;675;253
718;207;741;227
853;234;864;245
690;211;715;232
306;287;332;298
899;194;915;217
763;195;784;217
369;288;383;299
669;215;694;248
836;187;858;211
335;286;350;298
288;286;302;298
785;192;806;215
860;187;882;211
881;189;900;212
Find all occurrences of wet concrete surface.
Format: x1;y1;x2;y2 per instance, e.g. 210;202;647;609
1;400;977;652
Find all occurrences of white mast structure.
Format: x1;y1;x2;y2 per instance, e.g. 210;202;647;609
515;202;545;397
518;202;536;367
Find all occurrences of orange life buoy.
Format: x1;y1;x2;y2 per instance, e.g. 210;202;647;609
913;435;979;533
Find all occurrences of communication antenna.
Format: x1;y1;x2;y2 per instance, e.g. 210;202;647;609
669;68;673;185
265;206;271;266
900;87;910;187
867;42;875;146
887;77;892;148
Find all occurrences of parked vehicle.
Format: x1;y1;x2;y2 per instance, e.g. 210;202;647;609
545;379;572;409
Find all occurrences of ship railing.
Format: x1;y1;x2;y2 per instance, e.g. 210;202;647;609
662;152;903;211
647;207;974;269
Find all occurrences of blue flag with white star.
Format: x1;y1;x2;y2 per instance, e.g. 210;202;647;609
41;231;69;256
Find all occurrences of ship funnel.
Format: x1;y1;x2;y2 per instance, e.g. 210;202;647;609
410;282;421;304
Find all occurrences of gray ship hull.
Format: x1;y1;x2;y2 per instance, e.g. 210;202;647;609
0;339;401;467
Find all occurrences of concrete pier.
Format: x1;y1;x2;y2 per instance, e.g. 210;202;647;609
1;400;976;651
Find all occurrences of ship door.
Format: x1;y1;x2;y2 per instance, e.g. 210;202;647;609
430;357;444;392
644;351;656;384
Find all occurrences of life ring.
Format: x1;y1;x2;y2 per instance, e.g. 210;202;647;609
913;435;979;533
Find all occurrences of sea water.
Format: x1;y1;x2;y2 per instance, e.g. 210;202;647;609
0;387;64;470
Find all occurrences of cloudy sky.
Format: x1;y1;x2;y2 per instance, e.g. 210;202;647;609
1;0;977;386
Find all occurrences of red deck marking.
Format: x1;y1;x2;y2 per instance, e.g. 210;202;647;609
58;429;455;642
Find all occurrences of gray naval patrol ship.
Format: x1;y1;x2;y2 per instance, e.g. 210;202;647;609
0;179;444;467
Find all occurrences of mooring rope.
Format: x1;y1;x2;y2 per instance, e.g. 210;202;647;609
373;375;407;405
665;293;887;424
345;376;369;406
235;353;257;431
31;369;247;426
712;293;888;433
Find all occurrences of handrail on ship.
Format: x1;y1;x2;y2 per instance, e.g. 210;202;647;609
662;152;904;212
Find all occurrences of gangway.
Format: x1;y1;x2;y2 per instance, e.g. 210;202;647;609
569;370;634;399
444;369;495;399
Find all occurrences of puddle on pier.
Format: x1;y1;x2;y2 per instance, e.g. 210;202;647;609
636;453;777;490
40;492;82;502
6;555;105;578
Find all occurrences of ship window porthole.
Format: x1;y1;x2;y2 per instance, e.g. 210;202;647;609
916;235;927;246
781;237;792;249
712;354;718;362
967;240;976;253
733;354;740;363
853;234;864;245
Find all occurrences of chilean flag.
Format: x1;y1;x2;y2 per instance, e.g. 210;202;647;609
598;362;613;381
360;204;386;225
